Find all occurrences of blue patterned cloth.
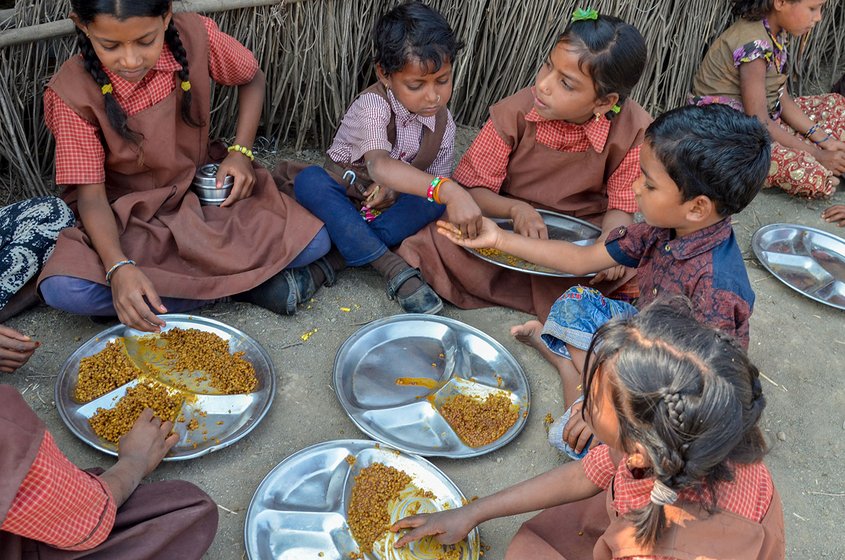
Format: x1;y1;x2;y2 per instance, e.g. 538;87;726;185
541;285;637;359
0;197;75;309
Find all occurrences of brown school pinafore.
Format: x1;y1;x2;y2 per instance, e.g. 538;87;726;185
397;88;652;321
38;13;323;300
272;81;447;200
0;385;218;560
505;482;785;559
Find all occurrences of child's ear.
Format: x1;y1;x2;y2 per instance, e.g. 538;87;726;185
594;92;620;116
627;443;652;469
163;10;173;28
375;64;390;88
69;12;86;34
684;195;716;223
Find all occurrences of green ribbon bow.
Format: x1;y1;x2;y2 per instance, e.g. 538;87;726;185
611;104;622;114
571;8;599;22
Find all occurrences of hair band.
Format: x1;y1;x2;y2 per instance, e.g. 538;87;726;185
101;83;114;95
571;8;599;22
650;480;678;506
611;104;622;114
181;80;192;92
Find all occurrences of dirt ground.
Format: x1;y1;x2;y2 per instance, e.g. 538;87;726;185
4;127;845;558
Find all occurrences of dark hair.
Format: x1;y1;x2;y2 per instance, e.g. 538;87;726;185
373;1;464;75
645;104;771;216
582;297;767;547
556;15;647;118
732;0;798;20
70;0;200;144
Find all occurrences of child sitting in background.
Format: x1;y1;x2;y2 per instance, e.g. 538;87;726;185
398;10;652;321
39;0;331;331
1;386;217;558
290;1;481;314
391;300;785;560
440;104;770;457
690;0;845;199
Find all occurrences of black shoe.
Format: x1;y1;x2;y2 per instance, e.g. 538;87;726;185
386;267;443;315
236;267;318;315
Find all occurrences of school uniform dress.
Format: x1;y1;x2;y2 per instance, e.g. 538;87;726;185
397;87;652;321
0;385;217;559
38;13;325;316
292;82;453;266
542;218;754;373
0;198;74;309
691;18;845;198
506;445;785;560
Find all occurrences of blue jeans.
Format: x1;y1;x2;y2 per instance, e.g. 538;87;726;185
40;227;331;316
294;165;445;266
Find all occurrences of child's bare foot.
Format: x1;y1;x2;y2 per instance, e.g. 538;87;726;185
822;204;845;226
511;320;563;363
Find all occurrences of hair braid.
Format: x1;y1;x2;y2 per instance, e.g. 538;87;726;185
76;28;141;143
164;20;202;128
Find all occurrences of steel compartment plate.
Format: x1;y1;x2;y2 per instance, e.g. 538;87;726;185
334;314;529;458
464;209;601;277
55;314;275;461
752;223;845;311
244;439;480;560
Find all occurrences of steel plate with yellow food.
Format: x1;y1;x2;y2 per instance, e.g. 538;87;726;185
334;314;530;458
464;209;600;277
55;314;274;460
244;440;480;560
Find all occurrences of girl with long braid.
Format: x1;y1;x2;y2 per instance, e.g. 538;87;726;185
391;298;785;559
39;0;337;331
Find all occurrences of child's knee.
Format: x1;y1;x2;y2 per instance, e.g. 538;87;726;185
294;165;344;203
40;276;102;314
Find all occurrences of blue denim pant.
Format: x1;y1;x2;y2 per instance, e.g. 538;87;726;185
294;165;445;266
40;226;331;316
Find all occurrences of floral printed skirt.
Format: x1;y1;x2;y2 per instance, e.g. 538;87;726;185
769;94;845;199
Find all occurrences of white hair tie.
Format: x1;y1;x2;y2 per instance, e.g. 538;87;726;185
650;480;678;506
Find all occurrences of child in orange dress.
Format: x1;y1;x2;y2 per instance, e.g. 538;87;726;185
391;300;785;560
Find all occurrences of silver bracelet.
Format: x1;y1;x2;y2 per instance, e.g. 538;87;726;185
105;259;136;285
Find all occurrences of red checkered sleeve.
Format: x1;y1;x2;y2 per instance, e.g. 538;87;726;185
1;431;116;550
582;444;615;491
452;119;511;192
44;88;106;186
201;16;259;86
606;144;641;213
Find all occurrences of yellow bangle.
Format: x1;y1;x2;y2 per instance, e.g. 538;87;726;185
227;144;255;161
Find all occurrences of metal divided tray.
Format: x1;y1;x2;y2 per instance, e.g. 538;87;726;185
55;314;275;460
334;315;529;458
752;224;845;311
465;209;601;277
244;439;480;560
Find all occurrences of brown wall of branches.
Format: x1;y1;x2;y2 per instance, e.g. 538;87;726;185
1;0;843;203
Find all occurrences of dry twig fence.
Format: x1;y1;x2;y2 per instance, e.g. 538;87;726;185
1;0;843;203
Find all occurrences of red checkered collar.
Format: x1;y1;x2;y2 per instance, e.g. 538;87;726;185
524;106;611;153
102;44;181;99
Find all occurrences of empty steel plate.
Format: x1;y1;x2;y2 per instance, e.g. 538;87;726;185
752;223;845;311
244;439;480;560
55;314;275;460
464;209;600;277
334;314;529;458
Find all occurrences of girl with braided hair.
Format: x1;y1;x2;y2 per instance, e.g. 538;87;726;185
38;0;336;331
391;298;785;559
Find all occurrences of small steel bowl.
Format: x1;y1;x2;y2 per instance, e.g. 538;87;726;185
192;164;234;206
